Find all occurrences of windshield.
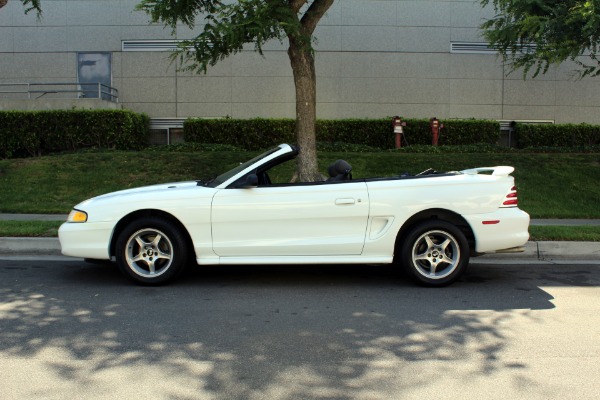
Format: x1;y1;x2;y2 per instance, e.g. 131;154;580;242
204;147;281;188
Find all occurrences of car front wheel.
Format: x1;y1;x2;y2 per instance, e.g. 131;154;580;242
400;220;469;287
115;217;188;285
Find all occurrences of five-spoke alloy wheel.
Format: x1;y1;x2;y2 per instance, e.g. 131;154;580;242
400;220;469;286
115;217;189;285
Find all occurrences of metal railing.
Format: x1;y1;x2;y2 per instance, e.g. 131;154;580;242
0;82;119;103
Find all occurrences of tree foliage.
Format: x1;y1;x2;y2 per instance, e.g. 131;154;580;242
0;0;42;15
481;0;600;78
137;0;306;73
138;0;334;181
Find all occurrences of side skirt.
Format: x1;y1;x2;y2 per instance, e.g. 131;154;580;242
196;255;393;265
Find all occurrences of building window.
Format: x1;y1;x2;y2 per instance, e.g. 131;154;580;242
77;52;112;100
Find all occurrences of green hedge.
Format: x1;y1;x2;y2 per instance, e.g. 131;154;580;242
515;123;600;148
0;110;150;158
184;118;501;150
184;118;296;151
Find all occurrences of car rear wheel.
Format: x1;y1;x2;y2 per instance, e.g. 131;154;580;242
400;220;469;287
115;217;188;285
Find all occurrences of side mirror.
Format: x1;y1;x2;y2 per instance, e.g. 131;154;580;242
240;173;258;188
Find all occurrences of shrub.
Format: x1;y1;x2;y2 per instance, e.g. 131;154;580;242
145;142;243;152
515;123;600;148
184;118;501;150
184;118;295;151
0;110;150;158
316;141;383;152
392;144;514;153
387;119;500;146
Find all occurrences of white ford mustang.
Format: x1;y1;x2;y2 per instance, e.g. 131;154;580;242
59;144;530;286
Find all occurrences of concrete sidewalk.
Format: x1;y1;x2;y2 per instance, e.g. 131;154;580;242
0;214;598;261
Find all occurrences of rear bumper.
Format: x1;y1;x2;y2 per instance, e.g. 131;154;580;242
464;208;530;254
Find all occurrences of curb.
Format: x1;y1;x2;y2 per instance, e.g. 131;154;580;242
537;241;600;260
0;237;598;260
0;237;62;256
478;241;600;261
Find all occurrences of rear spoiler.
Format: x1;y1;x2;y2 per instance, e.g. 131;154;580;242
462;166;515;177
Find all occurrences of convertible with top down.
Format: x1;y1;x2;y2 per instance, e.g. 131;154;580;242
59;144;530;286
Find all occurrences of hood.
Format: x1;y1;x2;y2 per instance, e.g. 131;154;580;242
76;181;208;209
94;181;200;200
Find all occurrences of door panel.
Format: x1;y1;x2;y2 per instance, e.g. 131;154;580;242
211;182;369;257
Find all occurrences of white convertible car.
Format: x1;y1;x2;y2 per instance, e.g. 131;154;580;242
59;144;530;286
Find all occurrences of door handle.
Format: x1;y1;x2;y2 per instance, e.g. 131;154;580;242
335;198;355;205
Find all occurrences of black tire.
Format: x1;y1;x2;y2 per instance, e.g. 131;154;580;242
115;217;189;285
400;220;470;287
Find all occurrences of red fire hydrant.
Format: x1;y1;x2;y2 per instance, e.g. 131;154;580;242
392;116;407;149
430;117;444;146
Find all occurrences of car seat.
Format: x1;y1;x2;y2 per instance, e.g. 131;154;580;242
327;160;352;181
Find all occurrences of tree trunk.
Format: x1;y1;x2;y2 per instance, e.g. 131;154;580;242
288;36;322;182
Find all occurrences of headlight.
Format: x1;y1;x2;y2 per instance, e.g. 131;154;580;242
67;209;88;223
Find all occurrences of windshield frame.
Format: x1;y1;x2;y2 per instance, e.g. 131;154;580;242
204;146;287;188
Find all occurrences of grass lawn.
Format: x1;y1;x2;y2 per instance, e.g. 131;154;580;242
0;220;61;237
528;226;600;242
0;150;599;218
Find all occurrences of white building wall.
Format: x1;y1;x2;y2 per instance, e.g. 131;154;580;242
1;0;600;123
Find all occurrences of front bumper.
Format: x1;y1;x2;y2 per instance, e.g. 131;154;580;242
58;221;114;260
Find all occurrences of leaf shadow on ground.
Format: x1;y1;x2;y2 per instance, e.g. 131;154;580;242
1;260;598;399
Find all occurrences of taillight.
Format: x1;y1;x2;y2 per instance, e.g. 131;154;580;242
502;186;518;206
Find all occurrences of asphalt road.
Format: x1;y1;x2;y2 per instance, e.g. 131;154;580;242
1;259;599;400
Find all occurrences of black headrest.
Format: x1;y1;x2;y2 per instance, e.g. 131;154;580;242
328;160;352;177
